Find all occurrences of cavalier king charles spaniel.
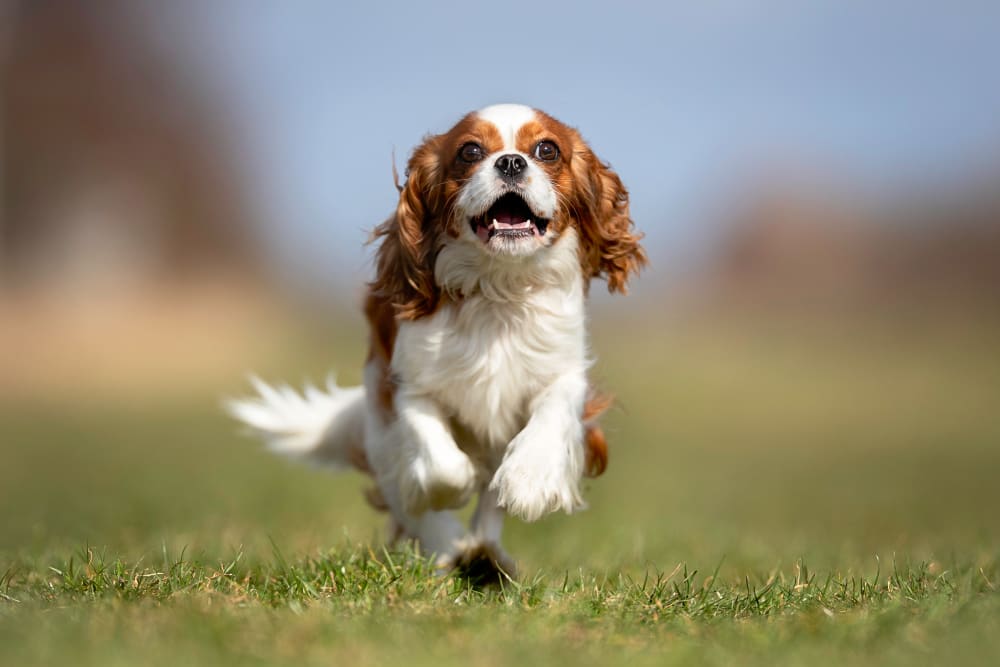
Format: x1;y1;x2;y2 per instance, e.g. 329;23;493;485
229;104;645;578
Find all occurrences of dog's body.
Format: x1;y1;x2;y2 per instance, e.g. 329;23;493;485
229;104;644;575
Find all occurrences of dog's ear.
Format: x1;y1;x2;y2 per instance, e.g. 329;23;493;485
369;136;444;320
570;140;647;293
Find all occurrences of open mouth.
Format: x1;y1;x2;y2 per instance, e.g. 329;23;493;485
470;192;550;243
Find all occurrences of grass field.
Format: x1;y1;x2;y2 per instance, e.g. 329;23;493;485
2;311;999;666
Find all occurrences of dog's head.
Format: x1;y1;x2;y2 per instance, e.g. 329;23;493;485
371;104;646;318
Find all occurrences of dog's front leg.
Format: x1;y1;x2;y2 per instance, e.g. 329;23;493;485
489;373;587;522
396;392;478;515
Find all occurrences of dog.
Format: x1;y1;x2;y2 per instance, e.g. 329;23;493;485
228;104;645;578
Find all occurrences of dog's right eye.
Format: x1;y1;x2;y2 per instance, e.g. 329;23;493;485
459;143;484;163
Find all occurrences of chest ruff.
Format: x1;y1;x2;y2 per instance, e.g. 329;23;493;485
393;287;587;451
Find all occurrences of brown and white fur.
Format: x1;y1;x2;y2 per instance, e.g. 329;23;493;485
228;104;645;576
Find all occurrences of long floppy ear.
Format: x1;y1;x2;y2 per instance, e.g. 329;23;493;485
369;137;443;320
571;143;647;293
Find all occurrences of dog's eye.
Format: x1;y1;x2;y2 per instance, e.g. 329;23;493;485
533;140;559;161
459;143;484;163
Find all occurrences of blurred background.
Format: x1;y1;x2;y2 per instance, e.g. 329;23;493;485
1;1;998;571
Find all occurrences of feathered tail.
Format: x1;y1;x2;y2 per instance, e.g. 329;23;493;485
225;376;368;471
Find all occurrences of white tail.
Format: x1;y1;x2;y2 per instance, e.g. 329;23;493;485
226;375;366;470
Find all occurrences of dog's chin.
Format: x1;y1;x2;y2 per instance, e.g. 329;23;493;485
467;192;551;257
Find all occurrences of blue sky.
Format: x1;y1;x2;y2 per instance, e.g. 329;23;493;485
146;2;1000;291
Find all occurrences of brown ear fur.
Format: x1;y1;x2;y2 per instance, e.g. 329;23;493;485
571;143;647;293
368;137;443;320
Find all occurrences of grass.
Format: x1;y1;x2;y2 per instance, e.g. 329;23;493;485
2;547;997;666
2;311;999;665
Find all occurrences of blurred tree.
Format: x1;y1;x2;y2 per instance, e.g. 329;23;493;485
0;0;262;296
707;176;1000;314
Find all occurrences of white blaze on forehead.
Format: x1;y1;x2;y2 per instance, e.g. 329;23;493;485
476;104;536;150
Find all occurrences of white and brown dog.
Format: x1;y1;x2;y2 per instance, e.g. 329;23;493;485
229;104;645;577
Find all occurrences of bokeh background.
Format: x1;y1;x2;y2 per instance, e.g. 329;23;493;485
2;1;998;573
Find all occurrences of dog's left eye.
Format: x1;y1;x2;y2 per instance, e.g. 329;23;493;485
534;140;559;161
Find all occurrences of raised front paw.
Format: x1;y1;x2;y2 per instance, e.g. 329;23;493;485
398;446;478;515
488;438;585;522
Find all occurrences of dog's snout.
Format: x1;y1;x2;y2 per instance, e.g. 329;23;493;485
495;154;527;179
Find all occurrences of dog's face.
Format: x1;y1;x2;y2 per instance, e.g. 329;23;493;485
448;104;569;258
371;104;646;318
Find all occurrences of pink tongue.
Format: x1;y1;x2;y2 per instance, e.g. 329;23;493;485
494;209;525;225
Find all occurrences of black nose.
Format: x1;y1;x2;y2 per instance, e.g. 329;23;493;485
494;154;527;179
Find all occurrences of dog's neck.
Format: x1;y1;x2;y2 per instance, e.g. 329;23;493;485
434;228;583;304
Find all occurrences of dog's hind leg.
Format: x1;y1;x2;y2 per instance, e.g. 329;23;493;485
445;488;516;584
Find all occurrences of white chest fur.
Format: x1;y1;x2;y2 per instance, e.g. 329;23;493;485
391;231;588;453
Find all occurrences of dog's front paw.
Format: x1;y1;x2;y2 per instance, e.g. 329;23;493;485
489;436;585;522
399;446;478;515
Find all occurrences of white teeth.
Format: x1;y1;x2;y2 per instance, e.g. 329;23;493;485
488;218;533;231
